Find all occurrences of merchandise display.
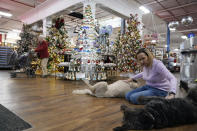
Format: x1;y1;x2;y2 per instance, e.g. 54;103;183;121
180;36;197;87
58;1;116;81
98;25;113;54
49;1;119;81
0;46;13;68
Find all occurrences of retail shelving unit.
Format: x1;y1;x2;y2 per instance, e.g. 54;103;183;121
180;37;197;88
0;46;13;68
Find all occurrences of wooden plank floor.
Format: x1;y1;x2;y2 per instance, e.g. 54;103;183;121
0;70;197;131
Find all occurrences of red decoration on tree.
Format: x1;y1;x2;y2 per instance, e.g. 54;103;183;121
55;18;64;29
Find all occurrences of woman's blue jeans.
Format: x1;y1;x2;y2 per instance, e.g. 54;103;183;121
125;85;168;104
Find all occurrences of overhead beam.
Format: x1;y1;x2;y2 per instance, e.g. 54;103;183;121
134;0;166;6
98;4;128;19
162;11;197;20
1;16;22;23
155;2;197;14
9;0;35;8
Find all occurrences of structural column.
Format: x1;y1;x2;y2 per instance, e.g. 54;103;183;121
42;18;47;37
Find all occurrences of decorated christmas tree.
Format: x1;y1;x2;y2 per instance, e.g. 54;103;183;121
17;24;36;55
46;16;70;73
113;14;142;73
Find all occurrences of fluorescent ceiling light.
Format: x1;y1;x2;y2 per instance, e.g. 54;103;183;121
139;6;150;14
181;35;187;39
174;48;179;51
12;29;21;33
169;28;176;31
99;17;121;28
151;40;156;43
0;11;12;17
7;32;20;40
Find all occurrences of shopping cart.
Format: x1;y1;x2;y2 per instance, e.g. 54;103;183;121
9;50;38;78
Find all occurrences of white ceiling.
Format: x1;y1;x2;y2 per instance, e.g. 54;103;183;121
0;0;46;33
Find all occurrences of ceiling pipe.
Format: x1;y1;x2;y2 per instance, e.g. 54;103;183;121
9;0;35;8
159;28;197;35
0;7;10;12
155;2;197;14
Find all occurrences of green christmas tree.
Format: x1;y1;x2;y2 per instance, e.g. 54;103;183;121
17;24;36;55
114;14;142;73
46;16;70;73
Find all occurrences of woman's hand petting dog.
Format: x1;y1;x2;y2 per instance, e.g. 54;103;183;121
123;78;132;83
165;93;175;99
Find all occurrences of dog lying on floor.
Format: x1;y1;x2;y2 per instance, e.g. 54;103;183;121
113;87;197;131
72;79;140;98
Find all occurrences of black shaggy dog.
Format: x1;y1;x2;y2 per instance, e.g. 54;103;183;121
113;88;197;131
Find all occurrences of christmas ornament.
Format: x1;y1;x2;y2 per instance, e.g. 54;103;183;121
168;21;179;29
181;16;193;26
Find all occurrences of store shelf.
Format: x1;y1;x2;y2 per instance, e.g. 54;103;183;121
0;47;13;68
181;49;197;54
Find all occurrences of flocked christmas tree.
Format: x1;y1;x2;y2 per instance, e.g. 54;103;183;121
113;14;142;73
46;16;70;73
17;24;36;55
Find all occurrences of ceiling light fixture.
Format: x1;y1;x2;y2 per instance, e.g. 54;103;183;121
12;29;21;33
181;35;187;39
174;48;179;51
168;21;179;29
181;16;193;26
169;28;176;31
139;6;150;14
0;11;12;17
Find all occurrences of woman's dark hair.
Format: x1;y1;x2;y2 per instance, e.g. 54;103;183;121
136;48;149;56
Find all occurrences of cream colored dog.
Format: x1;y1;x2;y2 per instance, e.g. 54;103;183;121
72;80;140;98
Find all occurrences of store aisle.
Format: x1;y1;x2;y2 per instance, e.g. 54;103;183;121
0;70;196;131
